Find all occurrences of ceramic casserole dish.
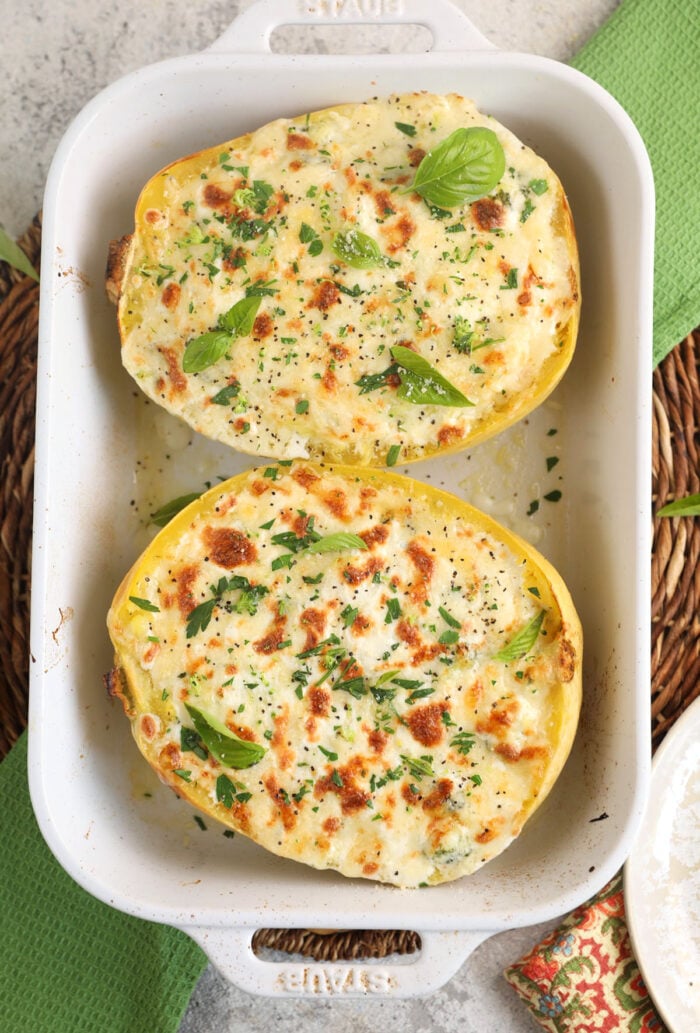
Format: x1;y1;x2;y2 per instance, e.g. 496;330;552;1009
29;0;654;998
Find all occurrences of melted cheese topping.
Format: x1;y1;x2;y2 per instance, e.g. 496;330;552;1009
117;93;579;465
108;463;581;887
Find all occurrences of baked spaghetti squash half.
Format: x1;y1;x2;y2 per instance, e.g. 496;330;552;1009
106;462;582;887
107;92;580;466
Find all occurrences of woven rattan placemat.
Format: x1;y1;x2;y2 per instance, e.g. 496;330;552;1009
2;217;698;961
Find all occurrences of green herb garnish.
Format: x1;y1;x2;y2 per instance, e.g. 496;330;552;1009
450;731;476;755
150;492;202;526
182;295;262;373
395;121;417;137
210;383;240;405
129;596;160;613
185;574;268;638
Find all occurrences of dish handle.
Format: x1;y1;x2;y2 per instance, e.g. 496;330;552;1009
184;925;493;997
207;0;495;55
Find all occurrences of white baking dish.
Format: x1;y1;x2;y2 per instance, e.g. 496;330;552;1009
29;0;654;998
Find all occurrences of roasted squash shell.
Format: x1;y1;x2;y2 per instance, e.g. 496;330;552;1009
106;462;582;887
108;92;580;467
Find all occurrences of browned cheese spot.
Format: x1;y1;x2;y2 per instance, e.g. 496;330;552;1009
252;312;274;339
495;742;550;762
158;742;182;771
175;564;199;620
406;703;445;748
517;264;542;308
422;778;454;811
264;774;297;830
299;607;326;652
374;189;396;219
287;133;315;151
321;487;350;520
202;526;257;568
158;346;188;394
367;728;388;754
140;714;157;740
315;757;370;814
437;424;464;447
381;213;416;254
203;183;231;208
471;198;505;231
476;698;520;740
308;686;331;717
253;615;288;655
161;282;181;310
309;281;340;312
292;466;320;490
558;635;576;682
359;525;389;549
343;556;383;585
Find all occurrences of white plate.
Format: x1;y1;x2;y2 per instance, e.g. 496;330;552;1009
625;695;700;1031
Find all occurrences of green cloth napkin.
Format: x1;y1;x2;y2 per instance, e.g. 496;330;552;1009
571;0;700;366
0;733;207;1033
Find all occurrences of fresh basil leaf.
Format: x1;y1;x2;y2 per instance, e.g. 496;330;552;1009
0;226;39;282
218;294;262;335
186;704;266;768
371;686;396;704
438;629;459;645
182;330;232;374
331;229;383;269
493;610;546;662
657;493;700;517
408;127;505;208
391;345;473;408
129;595;160;613
306;532;368;554
150;492;202;526
374;669;401;687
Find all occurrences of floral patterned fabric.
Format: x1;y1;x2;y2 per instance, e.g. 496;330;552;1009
504;873;668;1032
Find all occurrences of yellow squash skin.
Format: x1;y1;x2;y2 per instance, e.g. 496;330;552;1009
113;93;580;466
107;462;582;887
